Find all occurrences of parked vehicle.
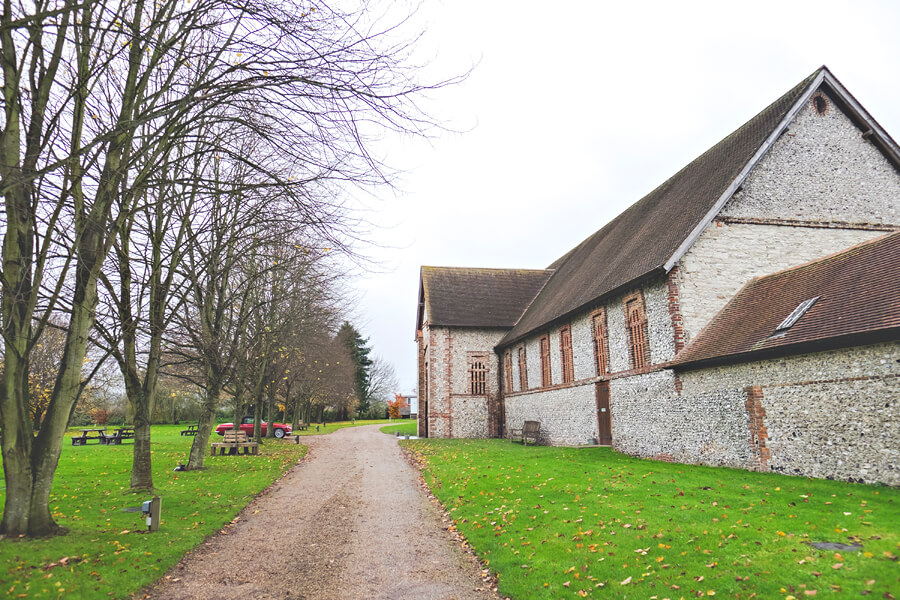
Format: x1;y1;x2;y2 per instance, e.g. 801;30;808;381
215;416;291;438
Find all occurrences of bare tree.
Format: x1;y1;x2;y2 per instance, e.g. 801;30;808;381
1;0;454;536
366;356;399;418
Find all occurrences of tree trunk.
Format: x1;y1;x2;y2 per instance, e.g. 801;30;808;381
265;385;277;438
253;401;263;442
186;376;222;470
130;387;154;490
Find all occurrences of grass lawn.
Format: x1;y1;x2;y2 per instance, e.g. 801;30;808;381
0;424;306;599
404;439;900;600
380;421;418;436
292;418;392;436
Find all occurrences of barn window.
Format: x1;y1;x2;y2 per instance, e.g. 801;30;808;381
518;346;528;391
539;334;552;387
469;356;488;395
625;292;650;370
591;308;609;375
559;325;574;383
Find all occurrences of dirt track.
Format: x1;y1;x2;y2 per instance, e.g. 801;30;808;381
143;425;500;600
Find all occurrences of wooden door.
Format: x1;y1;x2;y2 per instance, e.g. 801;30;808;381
595;381;612;445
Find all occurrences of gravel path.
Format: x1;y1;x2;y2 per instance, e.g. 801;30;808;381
143;425;500;600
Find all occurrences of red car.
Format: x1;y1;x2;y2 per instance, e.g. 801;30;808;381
215;416;292;438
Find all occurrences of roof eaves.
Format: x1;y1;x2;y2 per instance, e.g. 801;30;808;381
663;69;827;272
671;327;900;371
495;267;665;350
820;69;900;169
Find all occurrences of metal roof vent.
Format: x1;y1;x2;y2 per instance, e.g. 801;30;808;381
775;296;820;332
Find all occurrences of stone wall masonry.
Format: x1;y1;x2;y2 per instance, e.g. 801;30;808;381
450;397;490;438
501;277;678;447
423;325;449;438
504;383;598;446
421;325;505;439
675;222;882;344
610;370;754;468
549;328;562;386
525;336;542;391
721;94;900;226
644;279;677;365
571;311;595;381
600;277;675;372
679;342;899;485
447;328;506;397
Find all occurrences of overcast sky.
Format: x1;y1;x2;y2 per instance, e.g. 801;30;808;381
349;0;900;394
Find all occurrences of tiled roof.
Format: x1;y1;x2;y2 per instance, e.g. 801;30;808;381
671;232;900;369
420;267;554;328
498;68;822;347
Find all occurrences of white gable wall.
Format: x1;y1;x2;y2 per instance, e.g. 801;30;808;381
675;92;900;345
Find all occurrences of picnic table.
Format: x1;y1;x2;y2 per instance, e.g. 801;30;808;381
103;426;135;445
71;428;106;446
210;430;259;456
180;424;198;436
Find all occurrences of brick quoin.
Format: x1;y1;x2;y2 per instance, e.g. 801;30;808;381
444;329;453;436
666;266;686;354
745;385;770;471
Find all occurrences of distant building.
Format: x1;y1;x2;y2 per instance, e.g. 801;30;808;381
415;66;900;485
393;394;418;419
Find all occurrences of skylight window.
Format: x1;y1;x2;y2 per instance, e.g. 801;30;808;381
775;296;820;332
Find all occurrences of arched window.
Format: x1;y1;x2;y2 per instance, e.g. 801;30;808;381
539;334;552;387
470;357;487;395
518;346;528;391
591;308;609;375
559;325;574;383
625;292;649;369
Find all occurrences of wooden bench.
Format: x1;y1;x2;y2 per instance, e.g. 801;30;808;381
508;420;542;446
180;424;198;436
210;430;259;456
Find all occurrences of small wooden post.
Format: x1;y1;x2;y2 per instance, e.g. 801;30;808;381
147;496;161;532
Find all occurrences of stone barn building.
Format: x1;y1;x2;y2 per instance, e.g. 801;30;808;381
414;66;900;484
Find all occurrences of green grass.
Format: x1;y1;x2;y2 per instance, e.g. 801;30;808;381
380;421;417;436
403;439;900;600
291;418;392;436
0;424;306;599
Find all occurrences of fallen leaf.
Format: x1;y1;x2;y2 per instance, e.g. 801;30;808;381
831;563;843;570
804;591;817;597
620;576;632;585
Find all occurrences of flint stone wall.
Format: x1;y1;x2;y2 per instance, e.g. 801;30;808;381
678;341;899;485
504;383;597;446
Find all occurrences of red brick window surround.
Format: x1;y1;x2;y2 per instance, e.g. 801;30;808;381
539;334;552;387
591;308;609;376
503;350;513;393
469;355;488;395
518;346;528;391
624;291;650;370
559;325;574;383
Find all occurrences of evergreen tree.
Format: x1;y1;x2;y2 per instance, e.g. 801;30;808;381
337;322;373;419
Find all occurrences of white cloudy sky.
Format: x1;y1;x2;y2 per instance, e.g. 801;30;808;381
348;0;900;393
